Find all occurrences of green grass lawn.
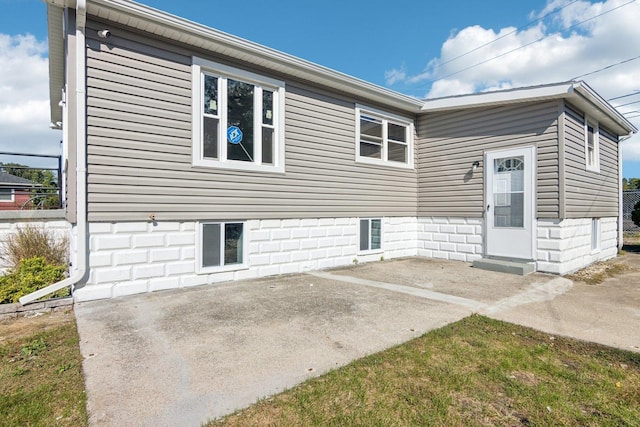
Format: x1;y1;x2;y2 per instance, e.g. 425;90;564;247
0;311;87;426
210;315;640;426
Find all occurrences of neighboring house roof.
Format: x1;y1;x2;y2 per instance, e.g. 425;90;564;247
422;81;637;136
45;0;636;138
0;172;37;188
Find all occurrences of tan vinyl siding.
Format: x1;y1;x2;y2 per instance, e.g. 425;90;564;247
563;103;619;218
417;101;560;218
84;21;417;222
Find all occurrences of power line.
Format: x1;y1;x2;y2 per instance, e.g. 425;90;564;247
430;0;637;83
572;55;640;80
435;0;580;70
608;90;640;101
613;99;640;108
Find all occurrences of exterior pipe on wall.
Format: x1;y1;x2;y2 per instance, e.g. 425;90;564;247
20;0;88;305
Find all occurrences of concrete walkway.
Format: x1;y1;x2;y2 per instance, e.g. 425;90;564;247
74;255;640;426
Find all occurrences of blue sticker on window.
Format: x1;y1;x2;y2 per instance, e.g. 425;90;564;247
227;126;243;144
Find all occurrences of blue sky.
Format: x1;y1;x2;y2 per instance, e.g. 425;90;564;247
1;0;639;177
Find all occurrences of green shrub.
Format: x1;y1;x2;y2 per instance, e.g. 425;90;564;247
633;201;640;228
1;224;68;270
0;257;68;304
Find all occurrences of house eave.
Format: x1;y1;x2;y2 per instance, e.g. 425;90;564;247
46;0;423;119
422;81;637;137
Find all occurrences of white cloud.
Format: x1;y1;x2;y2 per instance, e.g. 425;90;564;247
0;33;61;162
389;0;640;162
384;67;407;86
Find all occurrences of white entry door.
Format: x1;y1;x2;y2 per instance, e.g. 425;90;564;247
485;147;535;260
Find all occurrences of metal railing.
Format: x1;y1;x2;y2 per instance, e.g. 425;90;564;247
0;151;63;210
623;190;640;233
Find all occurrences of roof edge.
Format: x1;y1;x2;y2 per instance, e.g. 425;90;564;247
86;0;424;113
421;81;636;136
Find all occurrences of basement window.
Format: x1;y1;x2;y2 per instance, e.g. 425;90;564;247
359;218;382;253
591;218;601;253
199;221;247;272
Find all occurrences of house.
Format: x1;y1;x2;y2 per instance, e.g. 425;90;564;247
0;172;36;210
29;0;635;303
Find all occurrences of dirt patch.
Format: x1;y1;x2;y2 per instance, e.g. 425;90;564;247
0;308;74;343
565;261;629;285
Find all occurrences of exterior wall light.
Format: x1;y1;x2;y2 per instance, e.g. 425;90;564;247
472;161;480;170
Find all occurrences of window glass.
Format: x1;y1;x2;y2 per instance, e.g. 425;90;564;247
262;128;274;165
359;219;370;251
388;142;407;163
202;223;221;267
371;219;381;250
227;79;254;162
0;189;12;201
357;108;411;167
201;222;244;270
203;75;218;115
360;218;382;252
388;123;406;142
225;223;243;265
263;90;273;126
360;142;382;159
360;116;383;140
203;117;218;159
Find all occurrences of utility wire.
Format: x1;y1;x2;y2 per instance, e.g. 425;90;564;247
435;0;580;70
572;55;640;80
430;0;637;83
608;90;640;101
613;99;640;108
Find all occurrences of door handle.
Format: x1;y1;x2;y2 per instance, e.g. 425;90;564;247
486;204;490;211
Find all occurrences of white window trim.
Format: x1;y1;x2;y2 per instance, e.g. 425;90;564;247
591;218;601;254
584;116;600;173
358;217;384;254
355;104;414;169
192;57;286;173
0;188;15;203
197;221;249;274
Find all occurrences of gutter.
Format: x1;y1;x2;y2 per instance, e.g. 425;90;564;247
20;0;88;304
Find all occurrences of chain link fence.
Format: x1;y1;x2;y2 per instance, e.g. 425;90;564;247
623;190;640;233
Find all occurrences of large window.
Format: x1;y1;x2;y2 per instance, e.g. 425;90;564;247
355;105;413;168
192;58;285;172
199;221;246;272
585;116;600;172
359;218;382;252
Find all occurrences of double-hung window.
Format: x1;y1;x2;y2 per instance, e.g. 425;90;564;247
199;221;246;273
355;105;413;168
585;116;600;172
192;57;285;173
359;218;382;253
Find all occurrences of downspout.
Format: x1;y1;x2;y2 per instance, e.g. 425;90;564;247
20;0;88;304
618;133;634;251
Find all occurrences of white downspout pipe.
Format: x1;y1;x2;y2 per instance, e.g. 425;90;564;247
20;0;88;304
618;133;634;251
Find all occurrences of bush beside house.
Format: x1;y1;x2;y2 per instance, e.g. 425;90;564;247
0;225;69;304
